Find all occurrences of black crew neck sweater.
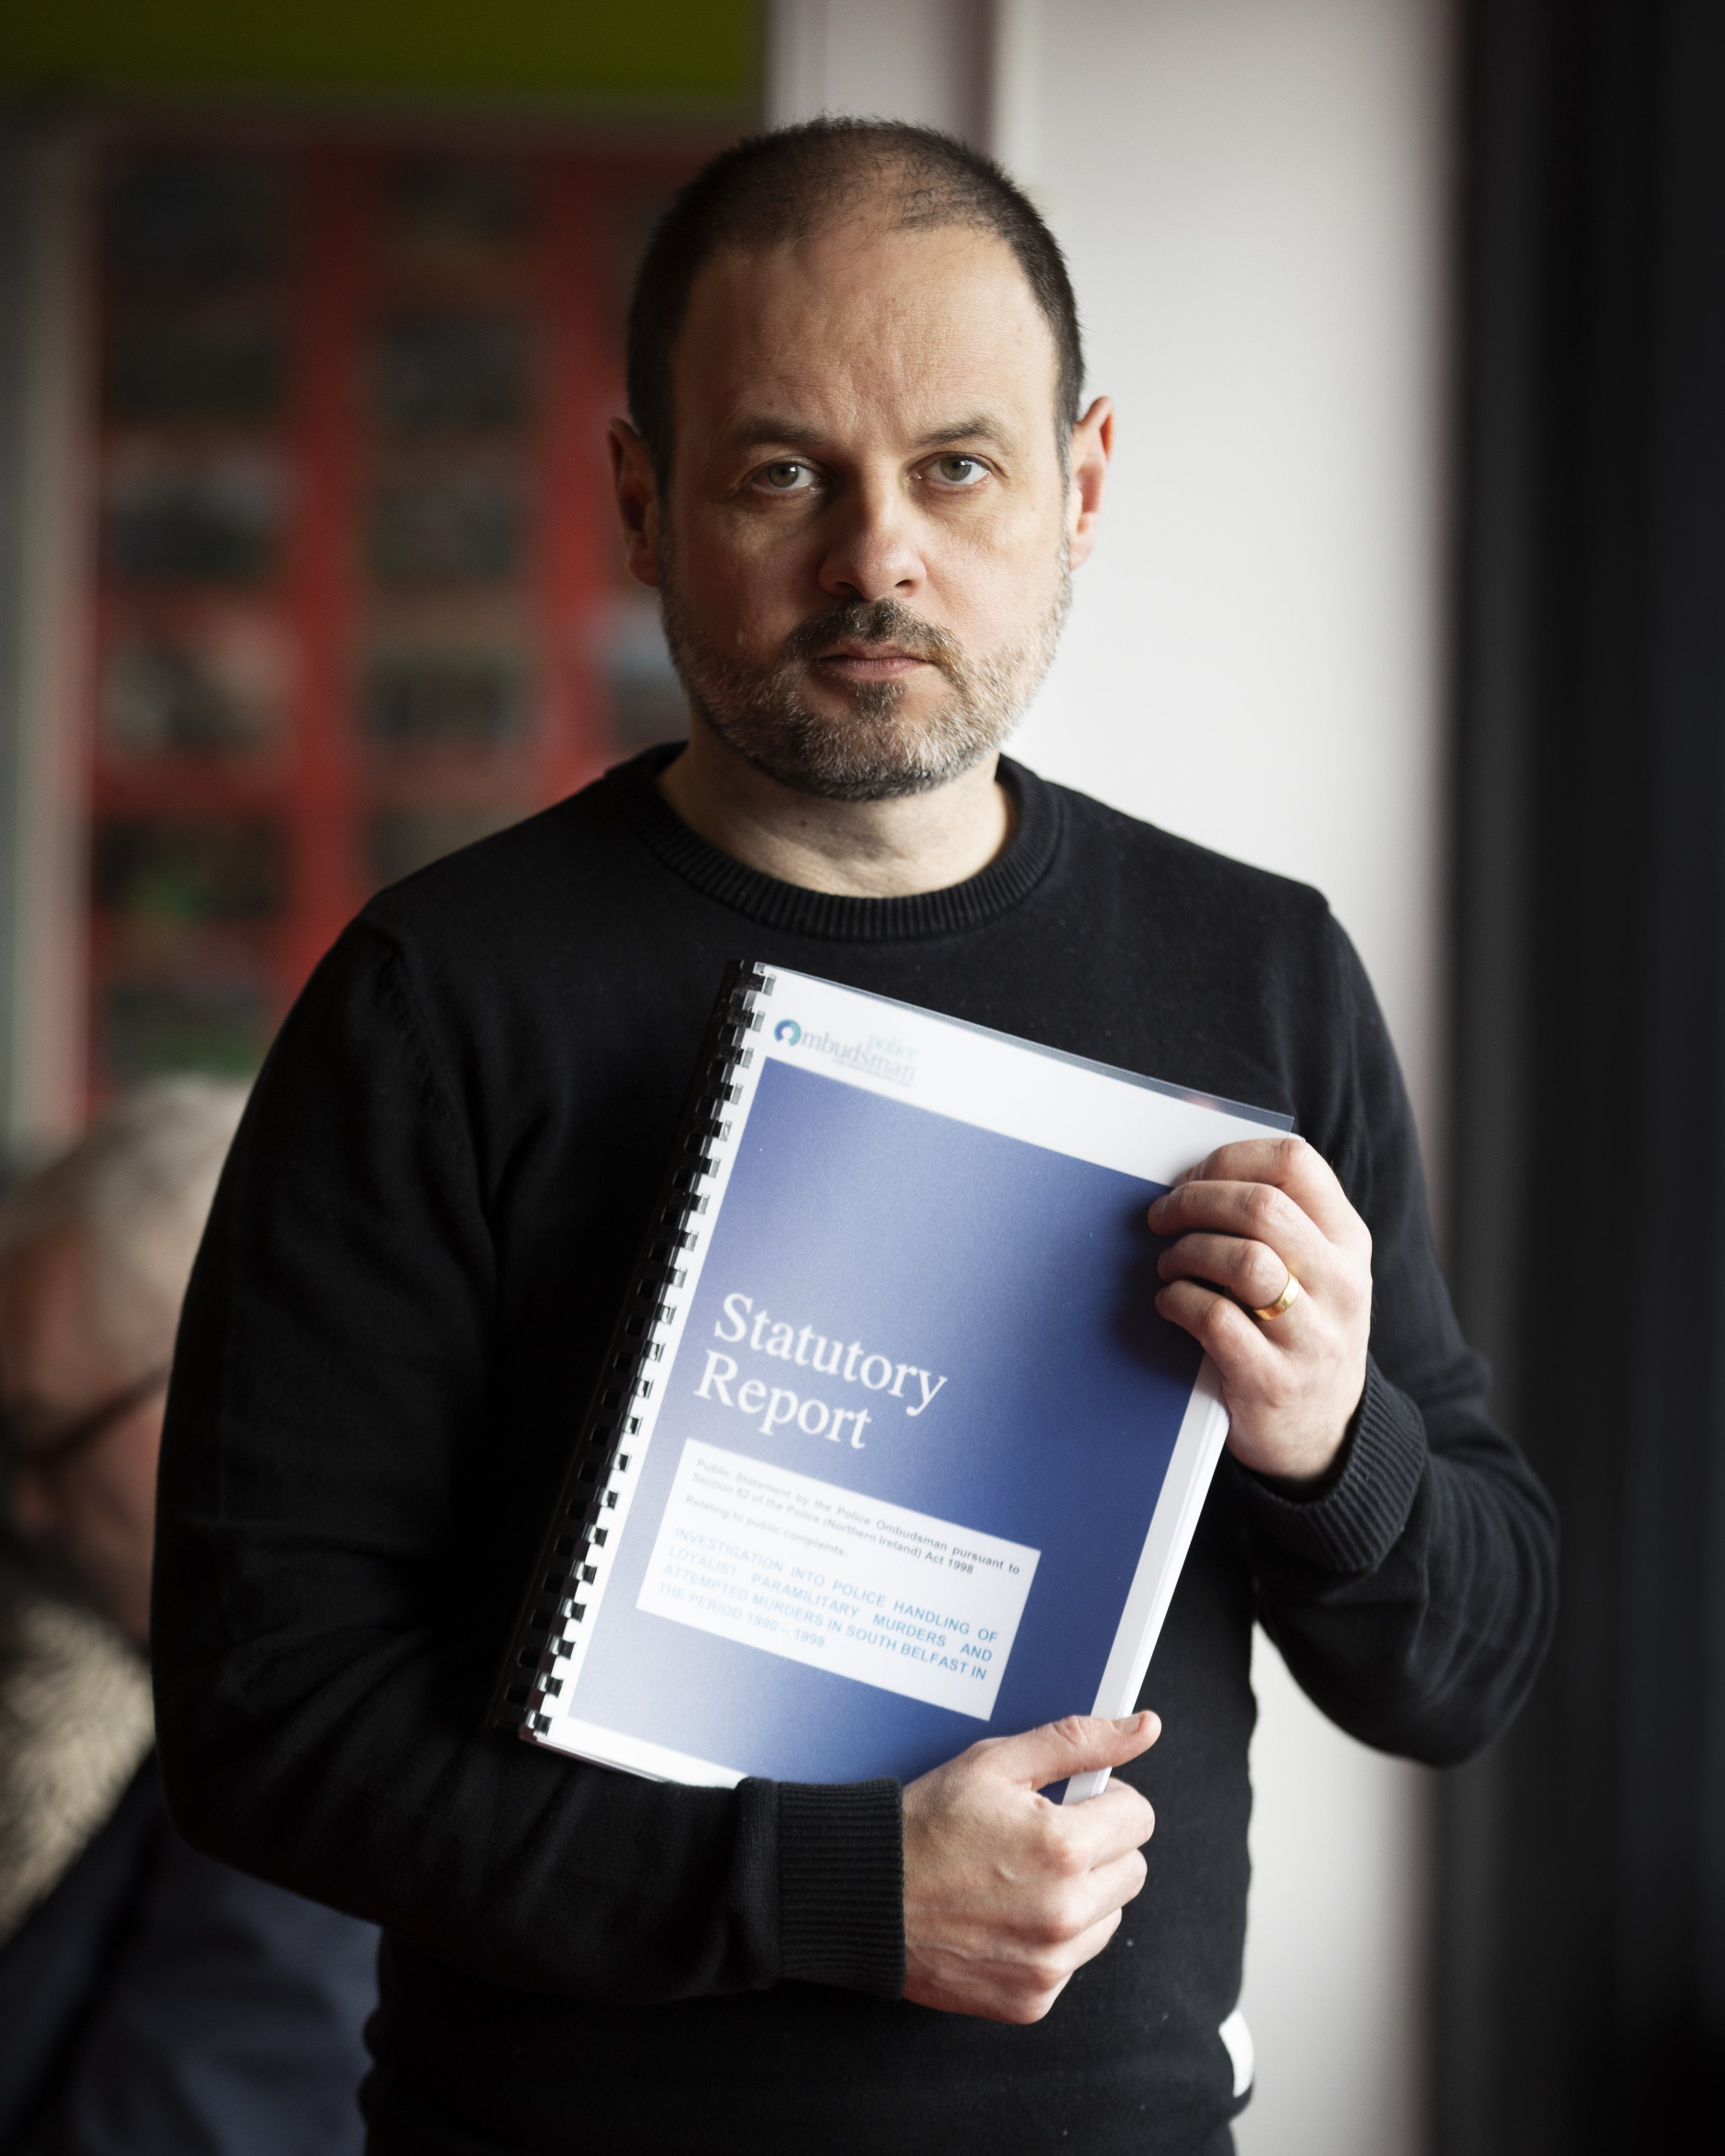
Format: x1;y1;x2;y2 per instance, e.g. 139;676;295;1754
153;748;1556;2156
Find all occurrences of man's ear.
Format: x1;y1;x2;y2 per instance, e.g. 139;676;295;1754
1066;397;1113;571
609;419;662;589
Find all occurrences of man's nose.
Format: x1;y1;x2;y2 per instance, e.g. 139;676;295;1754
817;477;926;603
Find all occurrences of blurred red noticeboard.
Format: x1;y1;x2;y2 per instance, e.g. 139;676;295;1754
87;134;706;1100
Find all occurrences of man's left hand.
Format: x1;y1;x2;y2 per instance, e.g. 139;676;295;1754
1147;1137;1372;1488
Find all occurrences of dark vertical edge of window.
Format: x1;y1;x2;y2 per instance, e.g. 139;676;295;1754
1443;1;1725;2146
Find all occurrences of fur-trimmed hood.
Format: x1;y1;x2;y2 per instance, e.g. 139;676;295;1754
0;1571;154;1946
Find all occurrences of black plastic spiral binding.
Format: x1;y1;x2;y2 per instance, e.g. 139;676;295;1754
487;959;775;1736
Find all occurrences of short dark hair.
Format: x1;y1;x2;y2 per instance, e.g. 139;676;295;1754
625;118;1084;486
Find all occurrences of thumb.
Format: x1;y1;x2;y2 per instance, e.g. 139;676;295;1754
994;1712;1161;1792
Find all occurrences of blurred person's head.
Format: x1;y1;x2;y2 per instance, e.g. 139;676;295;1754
0;1080;245;1640
613;119;1110;803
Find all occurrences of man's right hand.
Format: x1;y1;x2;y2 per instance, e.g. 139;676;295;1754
901;1712;1161;2024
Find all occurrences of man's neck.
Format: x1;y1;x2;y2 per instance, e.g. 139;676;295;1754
655;717;1016;899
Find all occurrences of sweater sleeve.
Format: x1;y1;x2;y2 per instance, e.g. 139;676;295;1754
150;923;906;2004
1237;917;1559;1766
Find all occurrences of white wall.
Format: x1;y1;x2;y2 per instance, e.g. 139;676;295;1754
768;5;1451;2150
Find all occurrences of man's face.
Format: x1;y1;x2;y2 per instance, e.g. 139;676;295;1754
646;220;1076;799
0;1228;164;1641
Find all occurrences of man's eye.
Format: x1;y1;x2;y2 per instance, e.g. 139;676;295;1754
757;461;815;492
931;455;987;486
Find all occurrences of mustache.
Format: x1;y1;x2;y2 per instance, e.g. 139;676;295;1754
780;600;962;669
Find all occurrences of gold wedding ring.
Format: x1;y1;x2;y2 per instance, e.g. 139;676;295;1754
1252;1270;1303;1323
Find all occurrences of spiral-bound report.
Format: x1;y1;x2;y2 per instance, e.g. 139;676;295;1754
491;961;1290;1801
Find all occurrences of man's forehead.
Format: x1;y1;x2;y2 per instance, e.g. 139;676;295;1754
708;382;1025;457
675;221;1059;443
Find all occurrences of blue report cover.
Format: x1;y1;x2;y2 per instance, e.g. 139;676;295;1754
509;965;1287;1799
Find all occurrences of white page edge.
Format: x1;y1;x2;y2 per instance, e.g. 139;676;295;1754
1061;1355;1231;1804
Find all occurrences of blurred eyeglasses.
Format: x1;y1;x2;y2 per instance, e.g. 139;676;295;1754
1;1365;172;1489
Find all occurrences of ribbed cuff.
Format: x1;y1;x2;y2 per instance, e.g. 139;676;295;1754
776;1777;905;1997
1239;1355;1428;1574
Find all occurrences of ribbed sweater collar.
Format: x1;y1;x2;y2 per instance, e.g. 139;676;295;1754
603;745;1061;943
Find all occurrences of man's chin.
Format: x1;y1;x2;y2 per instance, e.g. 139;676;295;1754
772;677;951;732
715;720;1001;805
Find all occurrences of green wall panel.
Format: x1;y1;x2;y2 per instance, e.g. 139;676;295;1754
0;1;758;106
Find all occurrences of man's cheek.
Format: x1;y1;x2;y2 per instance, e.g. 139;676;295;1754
700;551;810;632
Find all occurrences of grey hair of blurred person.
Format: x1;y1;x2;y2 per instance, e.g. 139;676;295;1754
0;1078;247;1373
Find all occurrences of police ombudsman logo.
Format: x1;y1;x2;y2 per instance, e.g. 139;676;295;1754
774;1019;802;1045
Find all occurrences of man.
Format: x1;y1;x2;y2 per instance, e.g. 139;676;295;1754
153;123;1556;2156
0;1080;379;2154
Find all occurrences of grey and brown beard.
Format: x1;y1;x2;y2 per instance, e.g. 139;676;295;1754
657;554;1072;803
